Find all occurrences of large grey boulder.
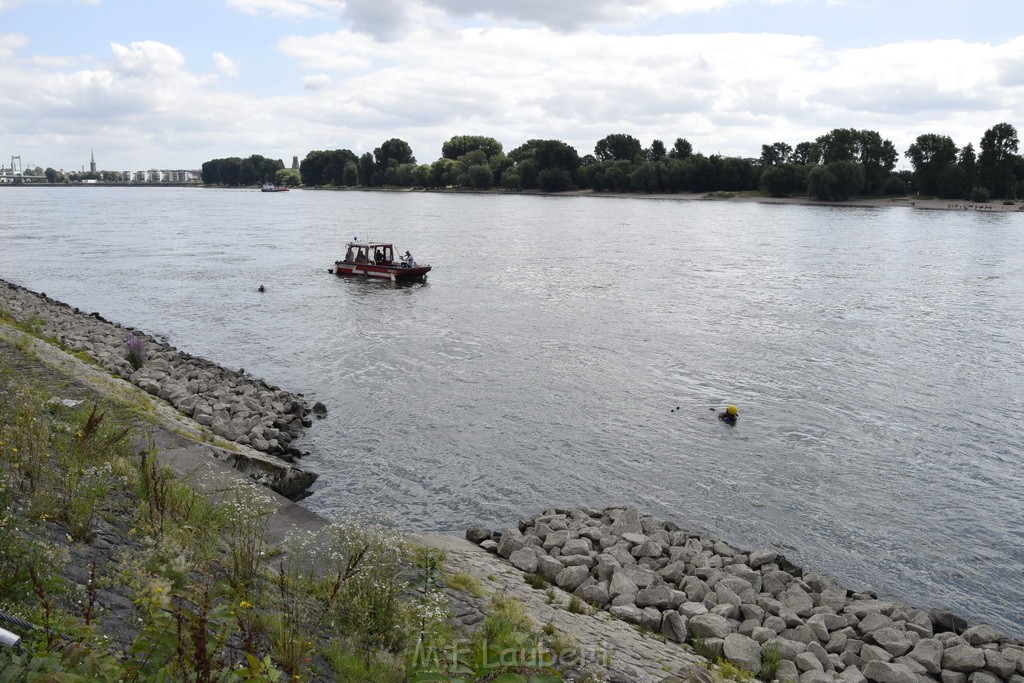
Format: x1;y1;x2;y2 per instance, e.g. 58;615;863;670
967;672;1002;683
555;565;590;592
536;555;564;583
859;613;895;634
1000;647;1024;675
860;644;894;663
508;547;538;573
496;528;525;558
906;638;943;674
748;549;779;568
840;664;868;683
609;507;643;536
636;583;676;610
662;610;689;643
617;563;658;589
542;529;570;550
609;569;639;601
963;625;1006;647
767;637;808;662
795;652;825;673
983;649;1017;679
561;537;592;556
943;645;987;673
575;583;610;608
869;627;914;657
776;659;800;682
609;604;643;624
862;660;918;683
689;613;733;640
640;607;663;631
723;633;763;673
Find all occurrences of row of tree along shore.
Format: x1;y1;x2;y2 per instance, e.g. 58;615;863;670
200;123;1023;204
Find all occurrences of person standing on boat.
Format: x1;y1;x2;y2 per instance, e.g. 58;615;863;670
345;246;355;262
718;405;738;425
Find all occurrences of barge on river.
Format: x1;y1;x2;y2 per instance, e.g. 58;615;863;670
329;241;431;282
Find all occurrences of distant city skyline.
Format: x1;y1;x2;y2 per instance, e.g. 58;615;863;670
2;0;1022;170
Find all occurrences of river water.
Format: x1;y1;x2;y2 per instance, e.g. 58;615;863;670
2;187;1023;635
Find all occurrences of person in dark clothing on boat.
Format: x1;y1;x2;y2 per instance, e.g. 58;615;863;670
345;246;354;262
374;248;384;264
718;404;738;425
355;250;366;263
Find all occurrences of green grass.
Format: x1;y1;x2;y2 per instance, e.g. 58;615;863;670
525;572;550;589
445;570;486;597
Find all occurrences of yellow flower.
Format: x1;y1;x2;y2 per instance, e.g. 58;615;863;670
239;600;252;609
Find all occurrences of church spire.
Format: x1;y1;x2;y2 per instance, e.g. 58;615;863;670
90;148;96;173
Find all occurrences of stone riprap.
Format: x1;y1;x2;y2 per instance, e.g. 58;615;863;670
0;279;320;492
469;506;1024;683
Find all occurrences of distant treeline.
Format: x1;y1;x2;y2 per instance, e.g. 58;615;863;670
200;123;1023;202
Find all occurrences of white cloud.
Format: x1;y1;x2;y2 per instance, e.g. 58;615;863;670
226;0;339;19
0;0;22;10
277;30;376;70
302;73;332;90
213;51;240;78
420;0;737;31
0;32;28;57
110;40;186;78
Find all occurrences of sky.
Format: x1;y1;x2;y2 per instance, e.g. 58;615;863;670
1;0;1022;172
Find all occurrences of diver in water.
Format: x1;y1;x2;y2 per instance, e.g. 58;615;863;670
718;404;738;425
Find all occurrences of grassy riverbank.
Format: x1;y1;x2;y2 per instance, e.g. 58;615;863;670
0;326;568;681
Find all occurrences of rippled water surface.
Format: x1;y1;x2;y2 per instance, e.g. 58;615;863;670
2;187;1023;636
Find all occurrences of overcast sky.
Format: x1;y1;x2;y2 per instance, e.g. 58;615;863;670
1;0;1021;172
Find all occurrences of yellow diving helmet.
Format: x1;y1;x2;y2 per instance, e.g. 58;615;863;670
726;405;738;416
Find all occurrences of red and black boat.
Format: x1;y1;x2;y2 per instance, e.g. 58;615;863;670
329;241;431;282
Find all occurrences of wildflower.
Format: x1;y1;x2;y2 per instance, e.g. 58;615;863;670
239;600;252;609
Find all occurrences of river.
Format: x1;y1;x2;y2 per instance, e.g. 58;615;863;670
2;186;1022;636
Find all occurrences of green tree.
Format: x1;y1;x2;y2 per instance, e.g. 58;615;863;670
630;161;663;192
807;160;864;200
791;141;820;165
957;143;977;198
760;163;800;197
682;154;716;192
712;155;757;191
760;142;792;166
594;133;643;162
508;139;580;190
374;138;416;174
467;164;494;189
668;138;693;160
275;168;301;187
855;130;898;194
537;168;573;191
978;122;1019;198
881;176;906;196
816;128;859;163
905;134;958;196
441;135;503;161
358;152;374;186
648;139;667;160
44;167;58;183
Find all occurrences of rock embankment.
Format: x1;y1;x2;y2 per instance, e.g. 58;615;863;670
0;279;321;478
469;506;1024;683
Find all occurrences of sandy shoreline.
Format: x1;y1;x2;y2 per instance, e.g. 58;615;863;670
572;191;1024;213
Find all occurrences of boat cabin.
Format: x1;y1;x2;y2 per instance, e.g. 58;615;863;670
343;241;397;266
